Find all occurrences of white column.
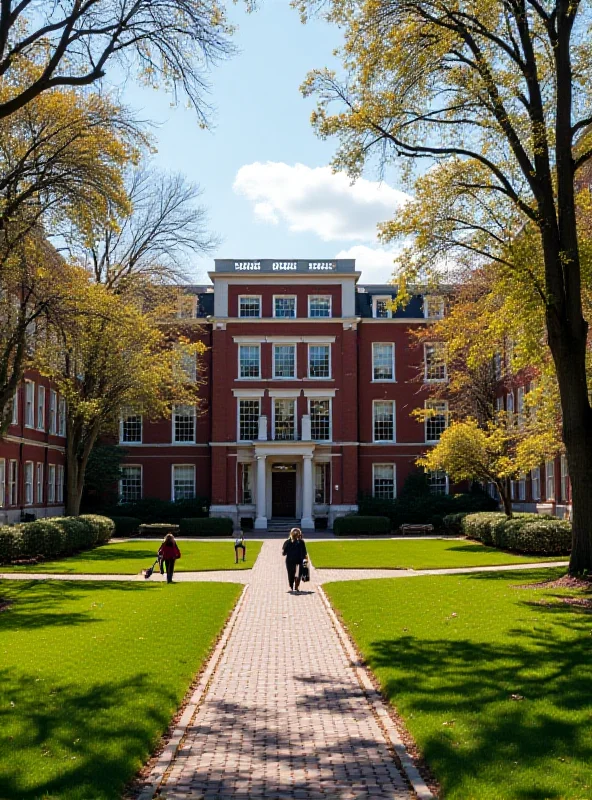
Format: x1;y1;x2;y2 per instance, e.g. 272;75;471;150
301;455;314;530
254;455;268;529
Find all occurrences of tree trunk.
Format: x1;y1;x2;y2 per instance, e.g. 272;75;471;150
496;479;513;519
65;420;101;517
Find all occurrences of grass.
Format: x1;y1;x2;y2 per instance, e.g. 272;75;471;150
307;539;568;570
0;578;240;800
325;568;592;800
1;540;263;574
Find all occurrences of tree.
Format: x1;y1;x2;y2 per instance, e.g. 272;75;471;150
0;1;234;123
302;0;592;572
82;445;128;510
35;270;205;516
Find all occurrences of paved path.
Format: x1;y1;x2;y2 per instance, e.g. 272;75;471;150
153;540;414;800
0;569;249;583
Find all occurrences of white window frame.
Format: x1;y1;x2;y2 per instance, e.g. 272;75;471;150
174;343;197;382
0;458;5;508
58;397;66;437
120;410;143;444
24;380;35;428
424;296;445;319
49;390;57;434
307;343;331;379
24;461;34;505
56;465;64;503
8;460;18;506
372;342;395;382
372;463;396;499
171;464;196;502
428;470;449;495
561;455;569;502
11;388;18;425
120;465;143;503
545;459;555;500
238;295;261;318
314;462;328;503
272;343;296;379
273;295;297;318
272;398;296;441
308;397;332;441
177;294;196;319
518;474;526;501
172;404;196;444
36;462;44;504
47;464;56;504
308;295;332;318
237;398;261;442
372;296;392;318
424;343;447;382
241;462;253;504
531;467;541;501
373;399;396;443
425;400;449;443
37;385;46;431
238;344;261;380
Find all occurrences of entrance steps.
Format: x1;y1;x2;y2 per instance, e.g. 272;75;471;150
266;518;300;534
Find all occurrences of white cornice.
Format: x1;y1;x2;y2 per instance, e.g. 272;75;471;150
233;335;336;344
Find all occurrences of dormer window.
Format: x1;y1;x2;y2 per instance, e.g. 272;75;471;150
373;296;392;318
424;296;445;319
177;294;196;319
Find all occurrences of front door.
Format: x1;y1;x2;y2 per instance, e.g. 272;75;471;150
272;466;296;517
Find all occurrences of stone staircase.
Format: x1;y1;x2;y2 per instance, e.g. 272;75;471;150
266;518;300;535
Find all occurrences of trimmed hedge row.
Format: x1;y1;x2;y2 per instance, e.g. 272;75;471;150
95;498;209;524
108;516;141;537
333;515;391;536
179;517;234;537
0;515;115;564
461;512;572;555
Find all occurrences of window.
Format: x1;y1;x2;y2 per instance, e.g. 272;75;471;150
25;380;34;427
310;399;331;441
373;464;396;499
309;296;331;318
373;400;395;442
120;466;142;503
121;411;142;443
545;459;555;500
239;345;261;379
516;386;525;427
428;471;448;495
24;461;33;505
58;397;66;437
493;352;503;381
506;391;515;425
424;343;447;382
8;460;17;505
518;474;526;501
240;463;253;504
373;296;392;318
238;399;260;441
177;294;196;318
561;455;569;502
49;390;57;434
238;296;261;318
425;400;448;443
172;465;195;501
274;296;296;318
315;463;328;503
372;343;395;381
57;465;64;503
0;459;4;508
308;344;330;378
273;399;296;441
36;463;43;504
174;344;196;382
11;388;18;425
511;480;517;501
173;405;196;443
47;464;56;503
424;296;445;319
37;385;45;430
496;396;504;414
273;345;296;379
531;467;541;501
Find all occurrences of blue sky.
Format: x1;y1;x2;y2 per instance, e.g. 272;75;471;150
120;0;407;283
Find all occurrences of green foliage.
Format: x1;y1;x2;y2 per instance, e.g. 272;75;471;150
442;512;471;535
100;497;209;524
82;445;127;503
179;517;234;537
0;516;114;564
138;523;180;536
107;516;141;537
333;515;391;536
462;512;572;555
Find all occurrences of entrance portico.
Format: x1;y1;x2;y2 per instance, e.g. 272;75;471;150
254;442;316;530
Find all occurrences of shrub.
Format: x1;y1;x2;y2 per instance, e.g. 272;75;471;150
0;515;114;565
107;516;141;537
138;523;180;537
333;515;391;536
97;497;210;524
443;512;470;535
179;517;233;537
462;512;572;555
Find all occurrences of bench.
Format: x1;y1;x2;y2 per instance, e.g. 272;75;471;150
399;523;434;536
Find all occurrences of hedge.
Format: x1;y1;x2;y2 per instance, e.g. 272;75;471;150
0;515;115;565
179;517;234;537
138;523;180;537
333;515;392;536
95;497;209;524
461;512;572;555
442;512;471;535
107;516;141;537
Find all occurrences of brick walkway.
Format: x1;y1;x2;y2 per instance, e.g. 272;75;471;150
154;540;414;800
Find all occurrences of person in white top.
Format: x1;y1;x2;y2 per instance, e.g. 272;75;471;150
234;532;246;563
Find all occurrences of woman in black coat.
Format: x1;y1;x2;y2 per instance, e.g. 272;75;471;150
282;527;307;592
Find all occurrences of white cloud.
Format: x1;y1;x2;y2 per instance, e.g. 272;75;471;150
334;245;401;284
233;161;409;242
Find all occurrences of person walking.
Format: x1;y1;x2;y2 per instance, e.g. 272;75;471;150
281;527;307;592
158;533;181;584
234;532;246;563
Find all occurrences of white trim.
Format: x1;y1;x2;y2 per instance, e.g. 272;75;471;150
372;296;393;318
119;410;143;444
238;343;261;380
120;464;143;503
237;397;261;443
307;342;332;379
36;385;46;431
372;342;396;382
24;460;34;505
423;296;445;319
308;396;332;442
424;342;447;383
272;342;297;380
36;462;44;504
308;295;332;318
271;397;296;441
237;294;262;318
8;459;18;506
171;464;196;502
232;389;265;398
303;388;336;398
272;294;297;318
268;389;301;398
24;379;35;428
372;462;397;499
372;399;396;443
172;404;197;444
233;335;336;344
49;389;57;434
47;463;56;504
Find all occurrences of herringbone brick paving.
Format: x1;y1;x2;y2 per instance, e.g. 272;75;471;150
157;540;413;799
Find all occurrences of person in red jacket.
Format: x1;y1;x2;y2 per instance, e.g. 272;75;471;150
158;533;181;583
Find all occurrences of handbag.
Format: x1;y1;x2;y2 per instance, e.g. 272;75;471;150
300;559;310;583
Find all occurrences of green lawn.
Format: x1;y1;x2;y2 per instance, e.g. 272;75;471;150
1;540;262;574
307;539;568;570
0;579;240;800
325;568;592;800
